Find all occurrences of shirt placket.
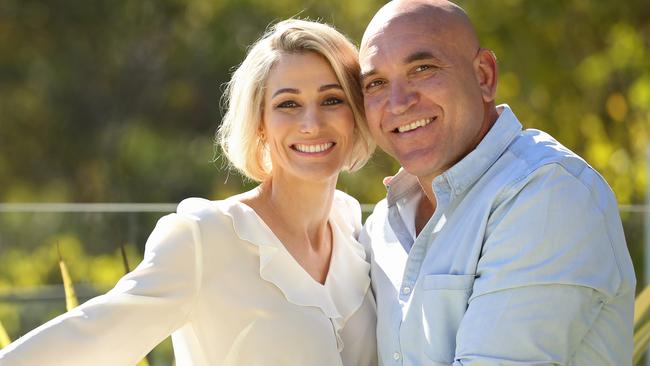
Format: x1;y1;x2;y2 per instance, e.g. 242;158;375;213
389;177;452;365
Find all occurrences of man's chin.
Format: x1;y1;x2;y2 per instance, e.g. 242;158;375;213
398;163;439;181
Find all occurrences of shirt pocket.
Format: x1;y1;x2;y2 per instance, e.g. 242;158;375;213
419;274;475;364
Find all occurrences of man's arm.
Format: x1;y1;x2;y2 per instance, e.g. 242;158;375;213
454;164;635;365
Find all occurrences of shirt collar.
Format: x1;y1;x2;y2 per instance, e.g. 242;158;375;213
386;104;522;202
216;197;371;323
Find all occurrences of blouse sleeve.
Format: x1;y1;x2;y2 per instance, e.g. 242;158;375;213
0;212;202;366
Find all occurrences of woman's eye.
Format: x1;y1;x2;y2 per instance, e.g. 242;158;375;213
276;100;298;108
322;97;343;106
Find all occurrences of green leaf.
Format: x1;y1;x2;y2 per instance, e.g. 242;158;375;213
633;285;650;364
57;242;79;311
0;320;11;349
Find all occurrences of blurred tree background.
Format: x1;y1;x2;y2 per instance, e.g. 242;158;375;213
1;0;648;205
0;0;648;364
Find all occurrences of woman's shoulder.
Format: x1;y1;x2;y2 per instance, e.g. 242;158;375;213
177;197;214;216
176;196;264;234
175;197;253;229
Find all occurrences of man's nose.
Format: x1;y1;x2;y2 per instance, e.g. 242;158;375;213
388;81;418;115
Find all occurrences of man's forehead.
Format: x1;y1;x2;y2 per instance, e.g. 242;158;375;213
361;37;429;64
362;29;415;60
362;11;429;51
360;20;444;68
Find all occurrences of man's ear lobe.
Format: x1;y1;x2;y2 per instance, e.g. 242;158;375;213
474;48;498;103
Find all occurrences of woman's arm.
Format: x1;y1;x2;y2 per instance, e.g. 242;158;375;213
0;213;202;366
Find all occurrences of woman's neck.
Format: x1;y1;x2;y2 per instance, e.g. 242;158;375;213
242;172;337;250
239;173;338;284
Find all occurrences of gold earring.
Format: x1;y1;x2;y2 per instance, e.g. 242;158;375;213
257;132;266;148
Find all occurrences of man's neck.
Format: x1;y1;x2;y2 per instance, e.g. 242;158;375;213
412;104;501;234
414;194;435;236
415;176;436;236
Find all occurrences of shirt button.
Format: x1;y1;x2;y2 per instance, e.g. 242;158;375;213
393;352;401;360
402;286;411;295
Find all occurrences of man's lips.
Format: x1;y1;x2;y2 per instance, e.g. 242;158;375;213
392;117;436;133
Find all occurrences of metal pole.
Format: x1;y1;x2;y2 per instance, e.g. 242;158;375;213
646;145;650;284
643;146;650;366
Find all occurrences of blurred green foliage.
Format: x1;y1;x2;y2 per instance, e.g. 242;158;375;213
0;0;648;364
463;0;650;206
1;0;647;203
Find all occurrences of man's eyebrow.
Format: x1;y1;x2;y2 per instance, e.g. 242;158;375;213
360;51;441;81
404;51;441;64
319;84;342;92
272;88;299;98
360;69;377;82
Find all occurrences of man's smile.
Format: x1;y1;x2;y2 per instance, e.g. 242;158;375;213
393;117;436;133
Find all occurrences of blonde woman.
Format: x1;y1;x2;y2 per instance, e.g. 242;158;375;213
0;19;376;366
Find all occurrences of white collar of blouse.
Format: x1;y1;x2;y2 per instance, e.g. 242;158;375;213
217;198;371;324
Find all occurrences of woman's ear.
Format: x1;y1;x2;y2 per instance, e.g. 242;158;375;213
473;48;498;103
258;127;266;142
257;114;266;142
257;123;266;144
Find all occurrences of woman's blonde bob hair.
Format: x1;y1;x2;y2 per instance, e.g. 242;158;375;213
217;19;374;182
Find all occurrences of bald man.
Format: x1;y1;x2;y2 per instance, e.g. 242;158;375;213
358;1;636;365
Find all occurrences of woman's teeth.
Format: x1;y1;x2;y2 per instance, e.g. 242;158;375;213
293;142;334;153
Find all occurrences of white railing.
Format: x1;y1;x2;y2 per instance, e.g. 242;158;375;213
0;203;647;213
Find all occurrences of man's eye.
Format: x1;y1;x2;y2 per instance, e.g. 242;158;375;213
365;79;385;90
323;97;343;106
414;64;432;72
276;100;298;108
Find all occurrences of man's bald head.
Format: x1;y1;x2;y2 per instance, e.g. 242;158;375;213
359;0;499;182
361;0;479;60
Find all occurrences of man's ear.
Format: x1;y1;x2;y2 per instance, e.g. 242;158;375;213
474;48;498;103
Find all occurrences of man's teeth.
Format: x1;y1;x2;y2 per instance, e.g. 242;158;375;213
397;118;433;133
294;142;334;153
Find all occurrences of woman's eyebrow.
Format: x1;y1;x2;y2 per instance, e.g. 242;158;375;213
272;88;300;98
319;84;342;92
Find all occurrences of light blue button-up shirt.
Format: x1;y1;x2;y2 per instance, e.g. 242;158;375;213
360;105;636;365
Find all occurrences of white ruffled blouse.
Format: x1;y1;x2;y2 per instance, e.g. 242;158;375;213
0;191;377;366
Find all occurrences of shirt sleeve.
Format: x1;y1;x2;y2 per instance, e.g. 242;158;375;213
453;164;632;365
0;213;202;366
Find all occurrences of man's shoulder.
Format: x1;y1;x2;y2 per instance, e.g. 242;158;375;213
492;128;617;204
508;128;588;176
479;127;621;228
490;125;622;208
